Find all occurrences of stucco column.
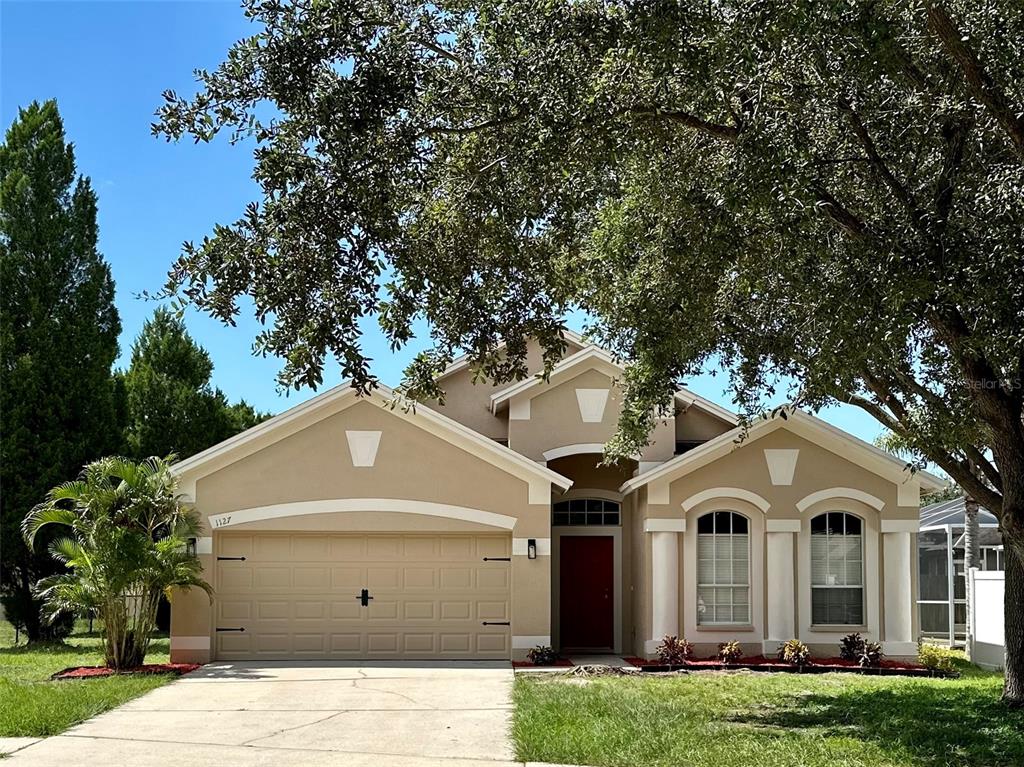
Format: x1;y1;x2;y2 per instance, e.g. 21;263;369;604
648;523;682;647
883;530;913;647
766;524;797;644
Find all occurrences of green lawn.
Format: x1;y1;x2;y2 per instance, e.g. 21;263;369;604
513;661;1024;767
0;620;175;739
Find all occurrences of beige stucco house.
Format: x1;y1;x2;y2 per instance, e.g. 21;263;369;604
169;332;943;663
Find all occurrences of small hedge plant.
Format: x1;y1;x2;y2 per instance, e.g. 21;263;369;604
656;635;693;665
918;642;957;673
718;641;743;663
527;645;558;666
839;633;884;667
777;638;810;666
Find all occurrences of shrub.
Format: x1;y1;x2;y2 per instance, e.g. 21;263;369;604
859;640;883;668
718;641;743;663
656;635;693;665
527;645;558;666
839;632;865;661
777;638;810;666
918;642;956;673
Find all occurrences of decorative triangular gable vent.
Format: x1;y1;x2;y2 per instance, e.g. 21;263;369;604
575;388;610;423
346;430;382;467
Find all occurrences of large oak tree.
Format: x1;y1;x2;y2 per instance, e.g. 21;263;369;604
155;1;1024;702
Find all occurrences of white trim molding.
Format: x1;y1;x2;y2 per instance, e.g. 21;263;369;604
575;388;610;423
512;635;552;649
543;443;606;462
345;430;382;467
766;519;801;533
644;518;686;533
880;519;920;533
195;536;213;555
170;635;211;651
764;449;799;485
513;537;552;556
681;487;771;513
796;487;885;513
209;499;518;531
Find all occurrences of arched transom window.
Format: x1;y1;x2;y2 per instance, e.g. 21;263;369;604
811;512;864;625
697;511;750;625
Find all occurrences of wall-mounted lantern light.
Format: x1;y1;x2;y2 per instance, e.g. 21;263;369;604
186;538;197;557
527;538;537;560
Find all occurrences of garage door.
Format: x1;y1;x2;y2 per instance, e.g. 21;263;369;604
213;532;511;660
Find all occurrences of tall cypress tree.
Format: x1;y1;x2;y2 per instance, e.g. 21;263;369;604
0;100;121;640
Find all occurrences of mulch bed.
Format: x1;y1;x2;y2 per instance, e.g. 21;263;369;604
513;658;575;668
52;663;201;680
622;655;957;678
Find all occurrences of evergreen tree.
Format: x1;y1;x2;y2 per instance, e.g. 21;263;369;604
1;100;121;640
121;308;269;460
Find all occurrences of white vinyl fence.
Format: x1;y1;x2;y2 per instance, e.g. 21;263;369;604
968;569;1005;670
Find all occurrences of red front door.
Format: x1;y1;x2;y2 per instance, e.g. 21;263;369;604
559;536;614;651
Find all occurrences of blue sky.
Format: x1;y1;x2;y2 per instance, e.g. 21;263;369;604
1;0;883;445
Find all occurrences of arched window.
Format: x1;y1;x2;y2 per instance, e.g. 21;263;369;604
811;512;864;625
552;498;620;526
696;511;749;625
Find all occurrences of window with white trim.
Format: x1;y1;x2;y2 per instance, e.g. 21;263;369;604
810;512;864;625
696;511;750;625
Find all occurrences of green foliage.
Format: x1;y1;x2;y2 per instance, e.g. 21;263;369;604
718;641;743;664
526;645;558;666
21;456;212;670
860;641;884;669
777;639;810;666
120;308;270;460
918;642;957;674
0;100;121;642
656;635;692;665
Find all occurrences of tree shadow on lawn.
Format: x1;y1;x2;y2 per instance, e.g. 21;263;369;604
729;676;1024;767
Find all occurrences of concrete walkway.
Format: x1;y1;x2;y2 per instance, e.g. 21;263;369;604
6;661;576;766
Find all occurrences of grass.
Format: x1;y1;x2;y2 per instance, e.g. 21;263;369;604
0;620;175;739
513;658;1024;767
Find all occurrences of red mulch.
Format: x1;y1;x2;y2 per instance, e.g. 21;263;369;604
623;655;931;673
513;658;575;668
52;663;201;680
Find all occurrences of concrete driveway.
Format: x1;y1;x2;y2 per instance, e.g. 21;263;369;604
6;661;555;767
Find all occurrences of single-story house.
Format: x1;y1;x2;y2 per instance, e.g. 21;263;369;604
168;332;944;663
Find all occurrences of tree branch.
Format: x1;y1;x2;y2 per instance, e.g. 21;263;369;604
626;107;740;142
933;116;970;233
813;186;870;238
927;3;1024;161
839;98;928;235
843;391;1003;511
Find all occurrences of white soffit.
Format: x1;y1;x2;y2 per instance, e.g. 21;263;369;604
764;449;799;485
346;430;382;467
576;388;610;423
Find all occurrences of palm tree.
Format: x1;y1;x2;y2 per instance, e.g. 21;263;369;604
22;456;212;669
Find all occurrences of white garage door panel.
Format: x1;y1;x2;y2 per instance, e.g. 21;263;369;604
214;533;511;660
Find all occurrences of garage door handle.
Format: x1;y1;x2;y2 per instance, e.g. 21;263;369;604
481;621;510;626
355;588;374;607
483;557;511;562
217;556;246;561
216;627;245;632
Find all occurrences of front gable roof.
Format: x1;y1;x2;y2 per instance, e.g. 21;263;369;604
620;409;945;495
488;345;738;426
172;382;572;497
